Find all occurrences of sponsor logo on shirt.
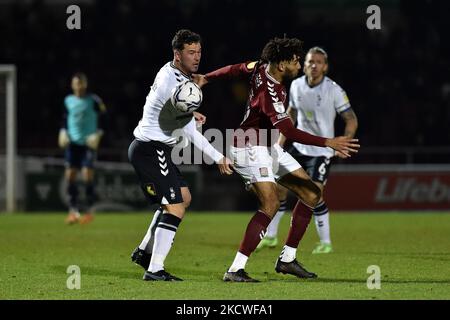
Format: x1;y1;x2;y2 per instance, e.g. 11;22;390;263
276;113;289;120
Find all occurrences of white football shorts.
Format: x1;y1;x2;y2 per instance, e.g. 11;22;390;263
229;143;301;187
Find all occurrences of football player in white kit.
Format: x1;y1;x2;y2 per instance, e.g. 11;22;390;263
257;47;358;254
128;30;233;281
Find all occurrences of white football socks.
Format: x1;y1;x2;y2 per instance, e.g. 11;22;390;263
279;245;296;263
148;213;181;273
228;252;249;272
138;207;163;253
265;200;287;238
314;202;331;244
266;210;284;238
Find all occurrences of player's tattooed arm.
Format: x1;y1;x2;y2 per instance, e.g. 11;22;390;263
340;108;358;138
335;108;358;158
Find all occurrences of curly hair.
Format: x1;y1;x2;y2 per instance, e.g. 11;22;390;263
171;29;201;51
261;37;304;64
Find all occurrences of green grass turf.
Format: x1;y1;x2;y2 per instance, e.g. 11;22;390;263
0;212;449;300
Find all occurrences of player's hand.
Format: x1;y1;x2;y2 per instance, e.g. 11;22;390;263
325;136;360;158
58;129;70;149
86;130;103;150
192;74;208;88
217;157;234;175
193;111;206;126
334;150;349;159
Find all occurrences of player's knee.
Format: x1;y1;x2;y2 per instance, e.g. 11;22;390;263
165;203;185;218
277;185;289;202
303;185;321;208
181;189;192;208
260;195;280;216
183;197;191;209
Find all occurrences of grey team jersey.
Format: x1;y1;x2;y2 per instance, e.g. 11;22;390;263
133;62;193;146
289;75;351;158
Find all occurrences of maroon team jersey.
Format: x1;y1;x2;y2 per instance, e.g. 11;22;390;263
206;61;290;146
205;61;327;148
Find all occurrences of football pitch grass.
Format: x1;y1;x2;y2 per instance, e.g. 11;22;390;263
1;212;449;300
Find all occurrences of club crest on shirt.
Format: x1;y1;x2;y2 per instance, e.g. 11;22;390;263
273;101;285;113
145;183;157;196
259;167;269;177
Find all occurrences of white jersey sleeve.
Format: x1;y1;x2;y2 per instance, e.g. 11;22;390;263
182;118;224;163
333;83;351;114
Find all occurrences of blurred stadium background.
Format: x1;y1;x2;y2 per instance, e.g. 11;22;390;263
1;0;449;213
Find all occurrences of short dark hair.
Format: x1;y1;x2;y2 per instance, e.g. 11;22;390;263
171;29;201;51
261;37;304;64
72;72;88;83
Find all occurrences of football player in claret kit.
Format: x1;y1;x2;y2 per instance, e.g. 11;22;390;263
128;29;233;281
258;47;359;254
58;72;107;225
195;37;359;282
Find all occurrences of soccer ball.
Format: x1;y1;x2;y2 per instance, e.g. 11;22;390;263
171;80;203;113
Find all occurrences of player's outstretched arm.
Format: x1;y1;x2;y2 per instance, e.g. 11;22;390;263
275;118;360;158
193;61;257;89
193;111;206;125
182;118;234;175
192;74;208;88
277;106;297;148
217;157;234;175
324;136;360;158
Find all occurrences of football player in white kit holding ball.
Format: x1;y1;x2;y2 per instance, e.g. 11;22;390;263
129;29;233;281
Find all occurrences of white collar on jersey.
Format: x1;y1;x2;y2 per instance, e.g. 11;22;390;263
265;65;280;84
305;75;326;88
170;62;191;80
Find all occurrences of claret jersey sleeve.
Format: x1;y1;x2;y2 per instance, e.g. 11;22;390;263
205;61;257;82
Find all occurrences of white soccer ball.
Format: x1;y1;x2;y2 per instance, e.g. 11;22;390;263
171;80;203;113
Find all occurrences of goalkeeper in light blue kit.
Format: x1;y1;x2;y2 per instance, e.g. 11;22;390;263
58;72;107;224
